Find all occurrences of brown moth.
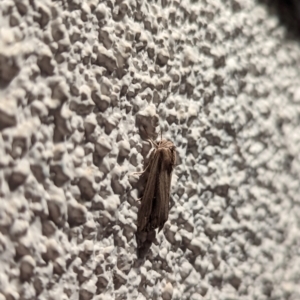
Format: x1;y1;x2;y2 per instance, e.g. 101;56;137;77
137;139;176;232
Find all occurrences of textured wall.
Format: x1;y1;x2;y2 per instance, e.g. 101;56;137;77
1;0;300;299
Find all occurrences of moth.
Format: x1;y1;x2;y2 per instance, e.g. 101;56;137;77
137;138;176;232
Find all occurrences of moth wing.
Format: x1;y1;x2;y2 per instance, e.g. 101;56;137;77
137;150;160;232
150;148;174;231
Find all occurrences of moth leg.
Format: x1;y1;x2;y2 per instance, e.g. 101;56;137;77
131;146;156;177
131;162;151;176
148;138;159;149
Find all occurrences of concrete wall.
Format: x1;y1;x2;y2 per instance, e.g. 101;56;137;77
1;0;300;299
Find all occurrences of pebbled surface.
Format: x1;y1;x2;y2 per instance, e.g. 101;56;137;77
1;0;300;299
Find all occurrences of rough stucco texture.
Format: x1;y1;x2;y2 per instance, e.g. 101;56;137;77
1;0;300;299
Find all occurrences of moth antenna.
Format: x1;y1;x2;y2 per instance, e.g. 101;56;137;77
156;127;162;141
131;158;152;175
148;138;159;149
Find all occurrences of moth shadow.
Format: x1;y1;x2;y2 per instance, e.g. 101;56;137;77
135;230;156;259
128;167;155;259
135;116;159;141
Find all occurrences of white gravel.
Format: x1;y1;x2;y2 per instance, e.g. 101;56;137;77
1;0;300;299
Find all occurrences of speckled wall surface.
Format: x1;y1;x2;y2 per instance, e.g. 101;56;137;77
1;0;300;299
